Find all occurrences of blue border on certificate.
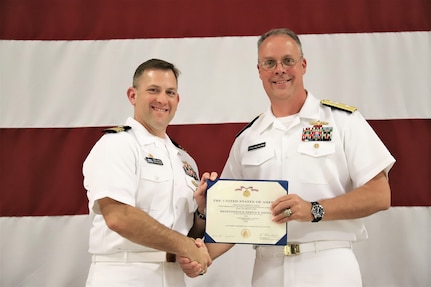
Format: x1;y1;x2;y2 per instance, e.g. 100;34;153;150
204;179;288;245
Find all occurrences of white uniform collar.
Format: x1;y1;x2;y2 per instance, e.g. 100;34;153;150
255;92;321;134
124;117;177;152
297;92;321;121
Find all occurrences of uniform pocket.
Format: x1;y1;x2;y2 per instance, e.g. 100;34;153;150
297;142;336;184
298;141;335;157
138;166;172;212
240;145;276;178
241;145;275;166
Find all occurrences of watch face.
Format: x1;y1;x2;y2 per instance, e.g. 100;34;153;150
311;202;325;222
312;204;324;217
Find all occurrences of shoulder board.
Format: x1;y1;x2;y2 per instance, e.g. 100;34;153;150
103;125;132;134
235;114;261;138
321;99;357;113
171;138;186;151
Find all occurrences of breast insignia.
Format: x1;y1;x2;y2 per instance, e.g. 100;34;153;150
302;120;333;142
103;125;132;133
321;99;357;113
182;160;199;181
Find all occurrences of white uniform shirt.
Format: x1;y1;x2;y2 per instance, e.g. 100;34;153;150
83;117;199;254
221;93;395;242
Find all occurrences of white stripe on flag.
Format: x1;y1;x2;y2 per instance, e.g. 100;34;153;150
1;31;429;128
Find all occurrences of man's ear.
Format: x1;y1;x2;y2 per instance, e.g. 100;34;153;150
301;57;307;74
257;64;264;80
127;87;137;104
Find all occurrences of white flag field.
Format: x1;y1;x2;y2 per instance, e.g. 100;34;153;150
0;0;430;286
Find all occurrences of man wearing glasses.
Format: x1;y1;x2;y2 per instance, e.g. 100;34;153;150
181;28;395;287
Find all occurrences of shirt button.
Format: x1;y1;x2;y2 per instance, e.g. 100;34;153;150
314;143;320;149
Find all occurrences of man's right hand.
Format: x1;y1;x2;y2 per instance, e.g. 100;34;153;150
180;238;210;277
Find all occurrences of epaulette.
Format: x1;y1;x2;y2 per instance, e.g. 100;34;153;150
103;125;132;133
321;99;357;113
235;114;261;138
171;138;186;151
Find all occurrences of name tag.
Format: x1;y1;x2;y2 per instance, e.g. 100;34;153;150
145;157;163;165
248;142;266;151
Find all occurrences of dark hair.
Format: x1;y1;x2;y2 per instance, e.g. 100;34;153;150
133;58;181;88
257;28;304;57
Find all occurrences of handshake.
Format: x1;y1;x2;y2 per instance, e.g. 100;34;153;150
178;237;234;277
178;238;212;277
177;171;233;277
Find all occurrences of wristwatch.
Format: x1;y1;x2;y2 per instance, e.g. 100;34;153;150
311;201;325;222
195;208;206;220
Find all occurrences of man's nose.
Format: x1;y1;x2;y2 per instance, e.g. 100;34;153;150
274;61;287;72
156;92;169;102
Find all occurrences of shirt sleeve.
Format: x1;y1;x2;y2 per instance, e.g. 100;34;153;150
342;111;396;187
83;133;139;214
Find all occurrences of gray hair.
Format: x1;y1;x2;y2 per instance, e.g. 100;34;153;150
257;28;304;57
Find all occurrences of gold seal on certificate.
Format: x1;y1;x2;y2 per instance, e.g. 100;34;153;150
204;179;288;245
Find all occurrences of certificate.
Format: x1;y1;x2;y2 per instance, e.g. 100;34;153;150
204;179;288;245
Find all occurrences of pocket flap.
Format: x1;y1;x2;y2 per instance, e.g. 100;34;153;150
298;142;335;158
242;146;275;165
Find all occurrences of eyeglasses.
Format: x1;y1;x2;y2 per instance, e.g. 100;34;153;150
258;57;302;71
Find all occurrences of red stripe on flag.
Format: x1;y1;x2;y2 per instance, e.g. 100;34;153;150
1;0;429;40
0;128;97;216
1;119;430;216
367;119;431;206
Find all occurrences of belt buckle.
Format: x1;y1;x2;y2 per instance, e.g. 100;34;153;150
284;244;300;256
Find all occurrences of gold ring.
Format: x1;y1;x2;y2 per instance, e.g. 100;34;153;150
284;208;292;217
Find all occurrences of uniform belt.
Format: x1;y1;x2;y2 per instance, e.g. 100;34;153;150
256;240;352;257
92;251;176;263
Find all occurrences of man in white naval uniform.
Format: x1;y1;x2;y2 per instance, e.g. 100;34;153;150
83;59;213;287
180;28;395;287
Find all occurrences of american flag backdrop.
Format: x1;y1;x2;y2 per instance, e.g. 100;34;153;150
0;0;430;286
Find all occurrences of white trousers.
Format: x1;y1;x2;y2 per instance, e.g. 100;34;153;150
252;248;362;287
86;261;186;287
